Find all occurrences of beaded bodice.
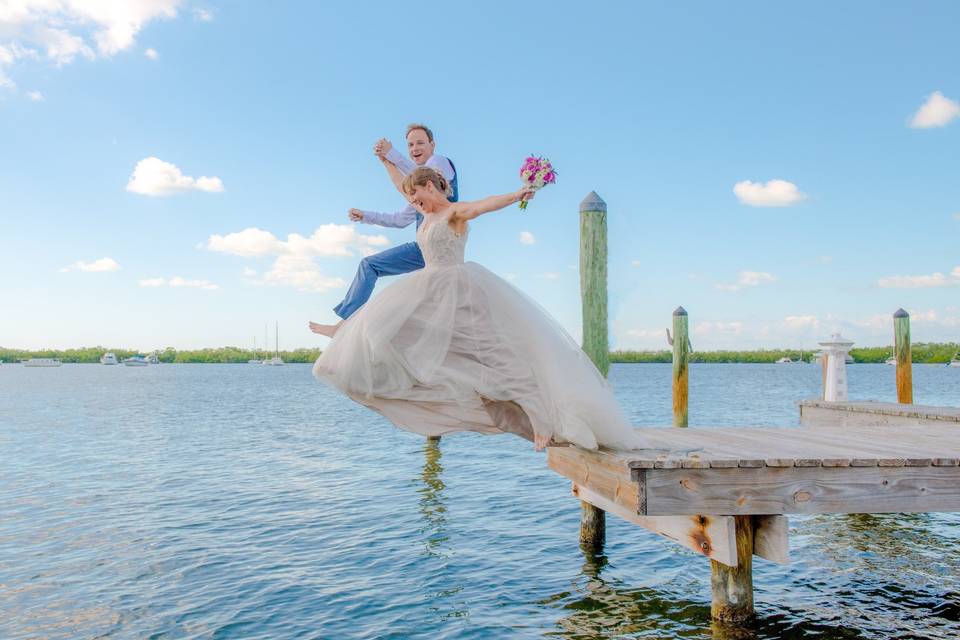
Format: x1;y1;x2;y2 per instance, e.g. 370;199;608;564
416;213;467;267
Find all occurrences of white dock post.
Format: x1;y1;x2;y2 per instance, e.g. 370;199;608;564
819;333;854;402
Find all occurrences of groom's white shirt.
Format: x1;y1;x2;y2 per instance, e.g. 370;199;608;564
359;148;456;228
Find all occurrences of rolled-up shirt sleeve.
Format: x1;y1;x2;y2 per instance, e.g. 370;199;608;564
358;205;418;228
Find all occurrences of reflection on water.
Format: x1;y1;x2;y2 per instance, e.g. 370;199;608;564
417;438;449;558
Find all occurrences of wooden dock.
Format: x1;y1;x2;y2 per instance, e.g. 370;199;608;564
547;421;960;622
562;191;960;628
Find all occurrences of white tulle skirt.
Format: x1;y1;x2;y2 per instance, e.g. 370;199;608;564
313;261;644;450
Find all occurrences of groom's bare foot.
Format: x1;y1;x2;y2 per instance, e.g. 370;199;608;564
308;320;342;338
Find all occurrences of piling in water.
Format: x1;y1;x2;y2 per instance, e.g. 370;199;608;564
894;308;913;404
578;191;608;549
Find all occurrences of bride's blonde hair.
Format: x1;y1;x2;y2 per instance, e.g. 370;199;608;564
402;166;451;197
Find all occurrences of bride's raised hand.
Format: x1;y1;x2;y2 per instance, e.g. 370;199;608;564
518;188;536;206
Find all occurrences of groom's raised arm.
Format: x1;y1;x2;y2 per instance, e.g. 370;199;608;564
355;204;418;228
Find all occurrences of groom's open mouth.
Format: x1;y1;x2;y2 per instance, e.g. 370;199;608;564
412;151;424;162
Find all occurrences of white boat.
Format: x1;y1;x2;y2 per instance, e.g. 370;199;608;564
775;356;802;364
123;355;149;367
248;335;262;364
950;354;960;368
263;321;284;366
884;356;897;365
147;352;160;364
23;358;62;367
101;352;118;365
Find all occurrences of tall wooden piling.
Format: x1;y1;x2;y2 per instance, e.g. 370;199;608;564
894;308;913;404
670;307;690;427
579;191;608;549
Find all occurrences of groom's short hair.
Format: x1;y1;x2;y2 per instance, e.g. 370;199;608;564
406;123;434;142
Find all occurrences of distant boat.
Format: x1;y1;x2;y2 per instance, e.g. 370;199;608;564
147;352;160;365
248;335;262;364
884;356;897;365
123;355;149;367
775;355;802;364
101;352;118;365
23;358;62;367
263;321;284;366
950;353;960;368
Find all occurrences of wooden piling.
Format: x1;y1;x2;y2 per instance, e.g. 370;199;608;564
578;191;608;549
710;515;755;625
671;307;690;427
894;308;912;404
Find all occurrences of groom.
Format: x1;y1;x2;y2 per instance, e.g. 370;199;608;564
309;123;458;337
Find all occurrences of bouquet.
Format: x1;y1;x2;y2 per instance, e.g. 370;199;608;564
518;155;556;210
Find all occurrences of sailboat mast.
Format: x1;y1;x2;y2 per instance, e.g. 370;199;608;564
275;321;279;358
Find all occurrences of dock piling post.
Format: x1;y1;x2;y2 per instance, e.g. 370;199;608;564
670;307;690;427
710;515;756;625
578;191;609;550
894;308;913;404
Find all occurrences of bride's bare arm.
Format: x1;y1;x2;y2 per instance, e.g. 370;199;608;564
451;188;534;224
382;158;406;193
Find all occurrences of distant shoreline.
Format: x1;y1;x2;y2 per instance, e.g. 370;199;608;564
3;343;957;365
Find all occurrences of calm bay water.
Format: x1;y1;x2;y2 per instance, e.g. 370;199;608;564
1;362;958;639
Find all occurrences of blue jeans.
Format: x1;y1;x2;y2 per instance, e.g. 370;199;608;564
333;242;425;319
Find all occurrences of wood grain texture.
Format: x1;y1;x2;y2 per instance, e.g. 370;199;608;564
894;311;913;404
672;308;690;428
642;465;960;516
572;483;738;567
578;200;609;546
710;515;755;623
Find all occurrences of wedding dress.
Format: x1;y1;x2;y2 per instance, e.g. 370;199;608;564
313;211;644;450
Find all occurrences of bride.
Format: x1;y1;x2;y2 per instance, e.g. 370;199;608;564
313;167;644;451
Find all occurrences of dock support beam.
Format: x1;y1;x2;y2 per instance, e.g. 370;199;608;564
894;308;912;404
710;515;755;624
579;191;609;550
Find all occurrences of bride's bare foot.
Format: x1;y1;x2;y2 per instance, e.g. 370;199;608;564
534;433;552;451
308;320;342;338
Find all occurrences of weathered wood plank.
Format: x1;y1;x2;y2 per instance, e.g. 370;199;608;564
572;483;738;567
642;466;960;516
754;515;789;565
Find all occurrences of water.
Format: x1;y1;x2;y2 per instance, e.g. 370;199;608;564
1;363;958;639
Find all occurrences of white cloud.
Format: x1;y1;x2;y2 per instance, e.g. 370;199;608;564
953;212;960;221
716;270;776;292
26;89;43;101
144;47;158;60
208;224;389;293
783;315;819;330
139;276;218;290
258;256;346;293
519;231;535;245
818;255;832;264
59;257;120;273
733;179;807;207
631;260;641;267
207;225;388;258
540;272;560;280
877;268;960;288
35;26;94;65
126;157;224;196
193;7;214;21
694;321;743;335
909;91;960;129
0;1;180;90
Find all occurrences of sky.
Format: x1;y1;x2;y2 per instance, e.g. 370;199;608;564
1;1;958;352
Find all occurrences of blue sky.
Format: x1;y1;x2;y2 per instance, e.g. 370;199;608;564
1;1;958;351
